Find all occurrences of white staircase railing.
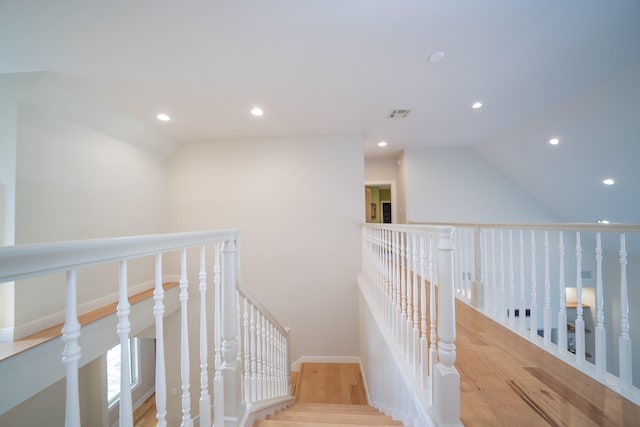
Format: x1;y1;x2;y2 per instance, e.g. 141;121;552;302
415;222;640;405
359;224;461;427
0;230;292;426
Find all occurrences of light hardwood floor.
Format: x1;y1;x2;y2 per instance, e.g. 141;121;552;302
295;363;368;405
455;296;640;426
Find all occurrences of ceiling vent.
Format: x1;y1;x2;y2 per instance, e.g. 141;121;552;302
388;109;412;118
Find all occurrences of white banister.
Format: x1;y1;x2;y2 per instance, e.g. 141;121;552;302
490;229;496;317
62;269;81;427
1;229;292;426
419;233;428;390
412;233;420;375
428;235;437;385
199;246;211;427
118;260;134;427
153;253;167;427
619;233;632;393
179;249;193;427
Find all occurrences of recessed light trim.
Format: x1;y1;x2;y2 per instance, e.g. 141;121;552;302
428;51;446;63
598;219;611;224
549;138;559;145
251;107;264;117
156;113;171;122
378;141;388;147
602;178;615;186
472;101;483;109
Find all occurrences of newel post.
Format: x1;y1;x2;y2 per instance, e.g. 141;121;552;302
471;226;484;308
433;228;461;426
222;239;243;425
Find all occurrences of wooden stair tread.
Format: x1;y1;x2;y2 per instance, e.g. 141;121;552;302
269;412;400;425
257;420;400;427
286;403;381;414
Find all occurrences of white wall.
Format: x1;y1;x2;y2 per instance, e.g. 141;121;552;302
169;136;365;362
14;103;170;333
403;147;559;224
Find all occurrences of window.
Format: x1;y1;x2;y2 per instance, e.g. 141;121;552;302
107;338;140;407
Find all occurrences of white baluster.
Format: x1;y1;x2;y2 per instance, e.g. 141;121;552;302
420;233;428;390
472;227;483;308
401;232;408;357
250;304;258;402
544;231;551;347
499;230;506;322
266;321;272;399
255;310;263;401
118;261;134;427
519;230;526;333
198;246;211;427
595;232;606;378
213;243;224;427
153;254;167;427
433;228;461;425
428;235;437;394
482;229;488;311
558;232;567;355
575;232;585;366
237;290;242;365
394;231;401;346
179;249;192;427
62;270;81;427
243;297;251;402
412;233;420;375
508;230;515;329
490;229;496;317
619;233;632;393
530;231;538;340
261;313;268;399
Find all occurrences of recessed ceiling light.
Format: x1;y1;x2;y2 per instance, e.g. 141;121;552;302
378;141;388;147
251;107;264;117
549;138;559;145
598;219;611;224
156;113;171;122
472;101;483;109
602;178;615;186
428;51;446;63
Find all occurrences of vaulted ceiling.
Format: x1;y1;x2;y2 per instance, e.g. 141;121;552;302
1;1;639;221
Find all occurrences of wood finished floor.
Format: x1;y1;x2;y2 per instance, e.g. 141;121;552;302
455;296;640;426
295;363;368;405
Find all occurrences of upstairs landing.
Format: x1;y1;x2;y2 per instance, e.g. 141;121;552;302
456;297;640;425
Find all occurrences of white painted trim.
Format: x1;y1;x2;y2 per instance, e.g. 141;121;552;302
290;355;362;372
13;275;179;340
357;359;371;404
365;180;397;224
0;326;14;342
239;396;295;427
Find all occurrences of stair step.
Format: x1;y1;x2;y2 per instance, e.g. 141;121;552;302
257;420;401;427
286;403;381;414
268;412;401;425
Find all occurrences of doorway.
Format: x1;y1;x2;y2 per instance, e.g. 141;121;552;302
364;181;396;224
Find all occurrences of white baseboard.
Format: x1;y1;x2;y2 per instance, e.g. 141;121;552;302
13;275;179;341
239;396;295;427
290;355;362;372
0;326;14;342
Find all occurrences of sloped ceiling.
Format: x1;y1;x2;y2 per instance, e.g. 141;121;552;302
1;1;639;222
